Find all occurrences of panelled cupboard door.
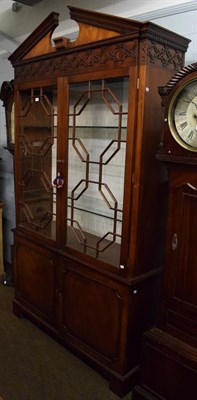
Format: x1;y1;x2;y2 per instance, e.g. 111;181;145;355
159;167;197;347
14;241;58;328
58;259;130;373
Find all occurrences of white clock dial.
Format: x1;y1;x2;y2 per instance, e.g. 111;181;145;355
168;78;197;151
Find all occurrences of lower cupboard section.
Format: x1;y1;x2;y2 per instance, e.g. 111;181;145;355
59;265;128;365
13;238;160;396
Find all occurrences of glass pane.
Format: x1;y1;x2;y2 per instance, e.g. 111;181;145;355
17;86;57;240
66;77;128;267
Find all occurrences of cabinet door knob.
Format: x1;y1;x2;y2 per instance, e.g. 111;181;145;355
53;172;64;189
172;233;178;251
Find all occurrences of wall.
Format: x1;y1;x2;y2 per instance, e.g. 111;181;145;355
0;57;15;263
0;0;196;264
153;10;197;65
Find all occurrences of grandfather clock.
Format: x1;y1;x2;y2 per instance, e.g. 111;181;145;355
133;63;197;400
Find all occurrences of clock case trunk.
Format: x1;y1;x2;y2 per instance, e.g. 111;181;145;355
133;64;197;400
9;7;190;396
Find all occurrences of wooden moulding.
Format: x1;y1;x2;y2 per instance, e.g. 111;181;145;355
9;5;190;66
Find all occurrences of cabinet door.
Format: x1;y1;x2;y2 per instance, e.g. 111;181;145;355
15;241;57;326
16;85;58;241
160;168;197;346
65;77;130;269
58;259;129;371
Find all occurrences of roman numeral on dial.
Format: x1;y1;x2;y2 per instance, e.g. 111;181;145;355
180;121;188;129
188;131;194;140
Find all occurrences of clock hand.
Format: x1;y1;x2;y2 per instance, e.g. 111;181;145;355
192;114;197;130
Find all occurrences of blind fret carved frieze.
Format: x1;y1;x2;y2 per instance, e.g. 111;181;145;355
146;41;185;70
15;41;185;83
15;41;138;82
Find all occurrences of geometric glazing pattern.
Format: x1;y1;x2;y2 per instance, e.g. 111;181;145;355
18;87;57;234
19;169;54;229
67;79;128;257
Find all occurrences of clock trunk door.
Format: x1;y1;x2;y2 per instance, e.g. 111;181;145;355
160;167;197;347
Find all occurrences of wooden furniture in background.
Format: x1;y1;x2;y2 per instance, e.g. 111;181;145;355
9;7;190;396
133;63;197;400
0;80;14;155
0;202;4;278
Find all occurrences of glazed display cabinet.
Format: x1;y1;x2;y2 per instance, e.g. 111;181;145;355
9;6;190;396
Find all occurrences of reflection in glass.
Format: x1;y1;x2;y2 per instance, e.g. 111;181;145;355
66;78;128;267
17;87;57;240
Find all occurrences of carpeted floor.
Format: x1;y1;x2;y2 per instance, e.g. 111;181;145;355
0;284;132;400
